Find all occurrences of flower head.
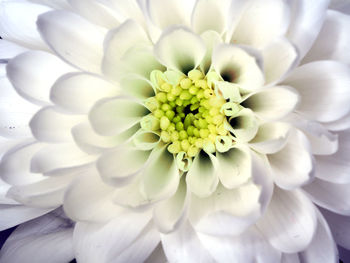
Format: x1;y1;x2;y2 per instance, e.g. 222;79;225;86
1;0;350;262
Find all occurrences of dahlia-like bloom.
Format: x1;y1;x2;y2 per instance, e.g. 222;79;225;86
1;0;350;262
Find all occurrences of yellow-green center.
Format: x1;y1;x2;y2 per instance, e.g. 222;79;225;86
142;69;234;161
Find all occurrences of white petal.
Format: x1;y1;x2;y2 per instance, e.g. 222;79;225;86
119;76;155;100
268;129;314;190
324;112;350;132
199;30;223;74
89;96;148;136
161;221;215;263
286;0;330;59
230;0;290;48
283;61;350;122
191;0;231;35
71;122;124;154
186;151;219;198
28;0;70;9
211;44;264;93
314;129;350;183
249;122;291;154
281;253;300;263
242;86;299;121
299;210;338;263
101;0;145;25
50;73;119;114
63;166;125;222
0;210;74;263
189;183;261;236
154;26;206;73
216;146;251;189
0;142;44;186
321;207;350;250
69;0;121;29
198;227;282;263
7;51;75;105
73;212;152;263
0;2;50;50
0;40;27;60
146;0;195;29
140;145;179;202
0;204;51;231
228;108;258;143
37;10;106;73
0;77;38;138
303;178;350;216
303;10;350;65
263;37;298;85
153;176;190;233
30;143;96;174
257;188;317;253
102;19;152;81
97;145;151;187
30;107;84;142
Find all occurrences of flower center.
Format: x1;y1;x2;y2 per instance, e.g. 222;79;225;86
141;69;241;168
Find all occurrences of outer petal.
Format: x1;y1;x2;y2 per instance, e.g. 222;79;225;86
161;221;215;263
50;73;119;114
198;227;282;263
256;188;317;253
154;26;206;73
303;10;350;65
303;178;350;216
0;40;27;60
286;0;330;59
28;0;70;9
299;210;338;263
230;0;290;48
0;209;74;263
0;2;50;50
73;212;153;263
37;10;106;73
268;129;314;190
283;61;350;122
6;51;75;105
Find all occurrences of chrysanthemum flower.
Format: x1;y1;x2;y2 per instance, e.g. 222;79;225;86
1;0;350;262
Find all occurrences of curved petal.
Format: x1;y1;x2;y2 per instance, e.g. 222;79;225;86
256;188;318;253
198;227;281;263
30;107;84;143
211;44;264;93
154;26;206;73
324;112;350;132
230;0;290;48
286;0;330;60
314;129;350;183
199;30;222;74
0;40;28;60
216;146;251;189
73;212;152;263
140;145;179;202
28;0;70;9
242;86;299;121
89;96;148;136
63;166;124;222
303;10;350;65
119;75;155;100
321;207;350;250
283;60;350;122
69;0;121;29
186;151;219;198
161;221;215;263
51;73;119;114
97;145;151;187
299;210;338;263
0;210;74;263
228;108;258;143
191;0;231;35
0;2;50;50
37;10;106;73
263;37;298;85
30;143;96;174
268;129;314;190
6;51;75;105
146;0;195;29
303;178;350;216
249;122;291;154
153;176;190;233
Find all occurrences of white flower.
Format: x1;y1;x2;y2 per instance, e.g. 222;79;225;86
1;0;350;262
